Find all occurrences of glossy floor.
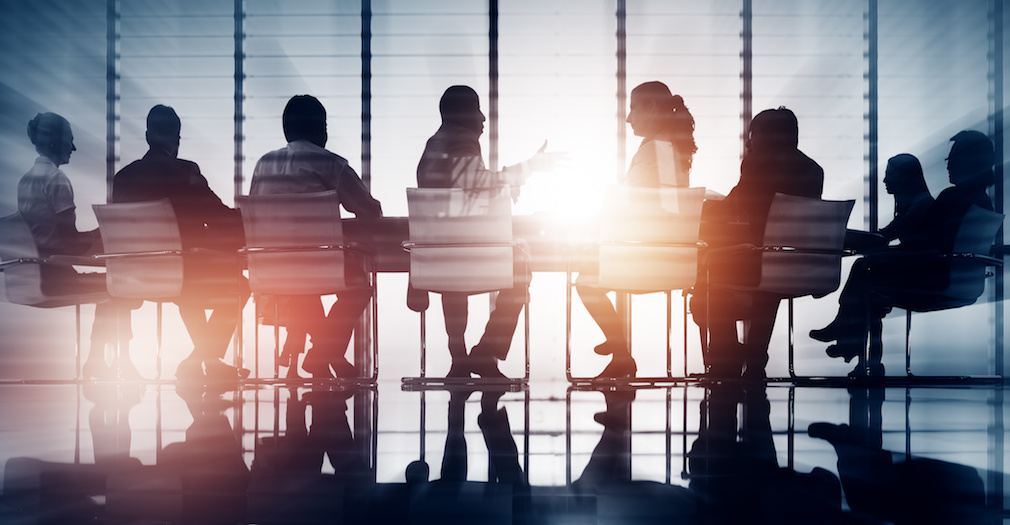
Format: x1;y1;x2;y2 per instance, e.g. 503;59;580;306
0;378;1007;524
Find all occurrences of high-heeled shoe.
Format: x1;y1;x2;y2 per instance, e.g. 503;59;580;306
596;354;637;379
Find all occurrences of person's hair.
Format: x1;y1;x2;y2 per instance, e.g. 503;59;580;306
886;153;928;216
949;130;996;187
749;106;799;150
26;112;69;158
282;95;327;143
146;104;181;148
631;81;697;174
439;85;480;122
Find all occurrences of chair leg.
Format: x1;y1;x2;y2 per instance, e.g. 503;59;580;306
523;288;531;380
420;309;427;379
905;310;912;377
788;298;796;379
75;304;82;380
565;266;574;381
157;302;163;381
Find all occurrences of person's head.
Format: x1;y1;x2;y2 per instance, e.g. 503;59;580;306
146;105;182;158
439;85;484;135
883;153;928;196
627;81;697;169
946;130;995;187
747;107;799;152
27;112;75;166
283;95;328;147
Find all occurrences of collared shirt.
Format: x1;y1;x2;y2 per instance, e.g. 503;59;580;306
18;156;77;255
417;122;527;197
250;140;381;219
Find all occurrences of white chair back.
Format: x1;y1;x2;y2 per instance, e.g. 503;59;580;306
0;213;48;305
406;187;514;292
237;190;348;295
93;199;184;299
597;186;705;292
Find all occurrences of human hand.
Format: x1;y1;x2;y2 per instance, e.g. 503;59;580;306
526;140;568;173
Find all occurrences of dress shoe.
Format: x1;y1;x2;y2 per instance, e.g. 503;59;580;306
302;350;335;379
809;320;843;343
204;360;251;381
596;355;637;379
826;343;861;363
469;354;505;379
175;357;204;382
329;356;358;378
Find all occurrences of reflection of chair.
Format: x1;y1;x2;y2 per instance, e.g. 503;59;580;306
705;193;855;379
868;205;1003;378
93;199;185;380
0;213;109;379
566;187;706;383
236;190;378;382
402;187;529;383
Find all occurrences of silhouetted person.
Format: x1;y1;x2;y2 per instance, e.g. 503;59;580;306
689;385;842;524
694;107;824;382
809;388;986;524
161;384;250;524
414;85;561;378
575;81;697;378
17;112;136;380
809;131;996;376
113;105;250;381
572;389;635;490
250;95;382;379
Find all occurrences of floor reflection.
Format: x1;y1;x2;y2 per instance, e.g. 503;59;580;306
0;381;1004;524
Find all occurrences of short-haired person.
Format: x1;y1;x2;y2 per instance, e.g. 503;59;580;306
113;105;250;381
250;95;382;379
415;85;562;378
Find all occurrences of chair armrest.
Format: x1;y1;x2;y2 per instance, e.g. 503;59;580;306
402;240;519;251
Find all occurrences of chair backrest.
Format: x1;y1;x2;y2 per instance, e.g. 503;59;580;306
406;187;514;292
945;205;1004;300
236;190;347;295
597;186;706;292
93;199;184;299
0;213;47;305
756;193;855;298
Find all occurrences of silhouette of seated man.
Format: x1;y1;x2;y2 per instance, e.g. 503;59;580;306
693;107;824;382
250;94;383;379
113;104;250;381
414;85;561;379
810;131;997;376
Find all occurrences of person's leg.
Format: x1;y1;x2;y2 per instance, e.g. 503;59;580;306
699;290;745;380
469;284;527;378
440;292;470;377
575;283;636;378
313;286;371;378
740;293;781;383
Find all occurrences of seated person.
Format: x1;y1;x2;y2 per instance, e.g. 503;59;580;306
809;131;997;376
113;105;250;381
414;85;561;379
575;81;697;378
250;94;383;379
693;107;824;382
17;112;135;380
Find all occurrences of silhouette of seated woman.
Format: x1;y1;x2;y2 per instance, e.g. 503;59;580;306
17;112;135;380
810;131;997;376
575;81;697;378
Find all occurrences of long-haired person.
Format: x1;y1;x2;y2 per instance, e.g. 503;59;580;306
575;81;698;378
